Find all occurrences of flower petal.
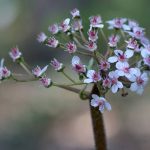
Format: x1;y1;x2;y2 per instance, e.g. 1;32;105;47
108;56;118;63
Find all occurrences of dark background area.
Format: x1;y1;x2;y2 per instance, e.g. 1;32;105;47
0;0;150;149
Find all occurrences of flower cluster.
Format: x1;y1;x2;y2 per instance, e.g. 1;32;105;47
1;9;150;113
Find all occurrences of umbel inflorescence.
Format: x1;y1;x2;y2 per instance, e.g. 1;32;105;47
1;8;150;113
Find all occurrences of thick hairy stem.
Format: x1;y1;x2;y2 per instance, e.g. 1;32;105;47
90;84;107;150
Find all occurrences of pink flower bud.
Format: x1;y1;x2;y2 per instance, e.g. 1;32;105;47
9;47;22;62
72;20;83;31
100;61;110;71
70;8;80;18
32;65;48;77
108;35;120;47
88;29;98;42
60;18;71;32
66;42;77;53
85;41;97;51
47;37;59;48
37;32;47;43
48;24;59;34
89;16;104;28
50;58;63;71
40;76;52;88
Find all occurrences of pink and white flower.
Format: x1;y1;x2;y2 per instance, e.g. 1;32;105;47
128;27;145;39
108;49;134;66
116;62;137;80
70;8;80;18
126;38;139;51
106;18;127;29
37;32;47;43
91;94;111;113
9;46;22;62
85;41;97;51
84;70;101;83
65;42;77;53
108;71;123;93
40;76;52;88
32;65;48;77
130;68;148;94
89;16;104;29
88;29;98;42
108;35;120;47
47;37;59;48
0;59;11;80
99;60;110;71
48;24;59;34
72;56;86;73
60;18;71;32
50;58;63;71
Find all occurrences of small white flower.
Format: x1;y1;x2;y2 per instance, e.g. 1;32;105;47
84;70;101;83
9;46;22;62
32;65;48;77
108;49;134;66
130;68;149;95
70;8;80;18
85;41;97;51
47;37;59;48
91;94;111;113
37;32;47;43
106;18;127;29
50;58;63;71
72;56;86;73
116;62;137;80
65;42;77;53
109;71;123;93
48;24;59;34
88;29;98;42
108;35;120;48
40;76;52;88
89;16;104;29
60;18;71;32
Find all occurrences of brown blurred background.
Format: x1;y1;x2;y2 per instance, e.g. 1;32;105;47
0;0;150;149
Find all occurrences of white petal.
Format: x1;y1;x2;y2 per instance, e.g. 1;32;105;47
111;84;118;93
92;94;99;100
87;70;95;78
99;105;105;113
64;18;70;25
136;87;144;95
116;70;124;76
0;59;4;68
141;72;149;82
105;101;112;111
108;71;116;78
72;56;80;66
91;99;99;107
130;82;138;92
39;65;48;76
117;81;123;88
141;49;148;58
125;49;134;58
123;24;131;31
108;56;118;63
114;50;123;56
84;78;93;83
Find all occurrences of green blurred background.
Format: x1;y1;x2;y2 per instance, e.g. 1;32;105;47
0;0;150;149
